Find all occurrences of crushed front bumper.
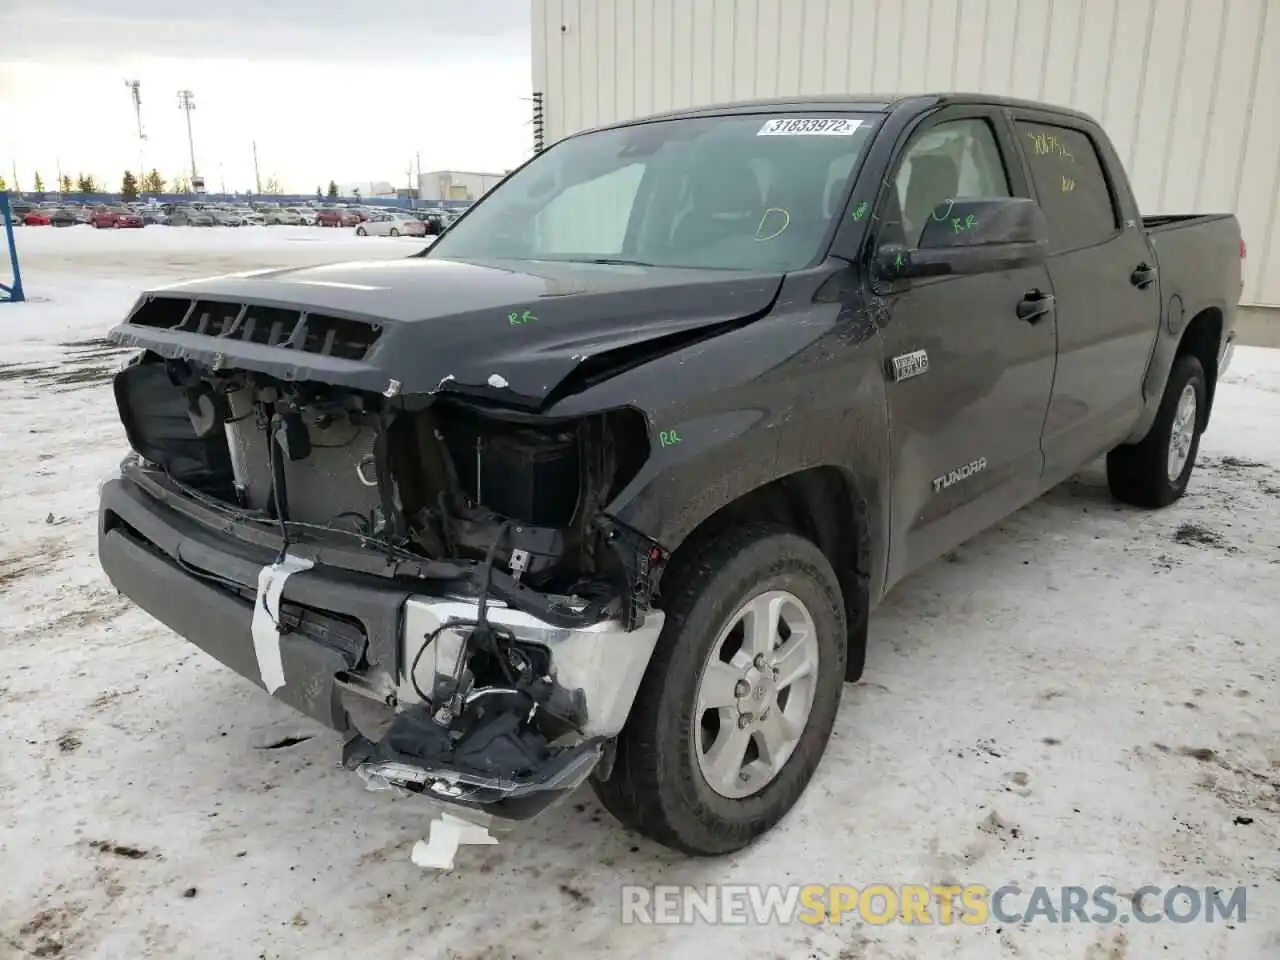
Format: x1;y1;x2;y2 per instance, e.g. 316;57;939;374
97;475;664;825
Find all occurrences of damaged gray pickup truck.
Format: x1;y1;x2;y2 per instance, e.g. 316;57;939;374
99;93;1242;856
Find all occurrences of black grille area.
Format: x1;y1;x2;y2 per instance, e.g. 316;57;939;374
124;296;383;360
239;305;300;345
181;300;243;337
298;313;383;361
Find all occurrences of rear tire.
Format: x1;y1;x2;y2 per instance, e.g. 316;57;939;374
591;523;846;855
1107;354;1206;508
389;228;399;237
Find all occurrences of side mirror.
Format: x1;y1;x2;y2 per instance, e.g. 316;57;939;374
877;197;1049;280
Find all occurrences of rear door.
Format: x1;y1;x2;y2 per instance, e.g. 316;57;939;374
872;106;1058;583
1008;113;1157;481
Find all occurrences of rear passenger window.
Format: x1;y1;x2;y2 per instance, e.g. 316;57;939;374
1016;122;1119;252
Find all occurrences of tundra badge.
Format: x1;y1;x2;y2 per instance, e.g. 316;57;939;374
933;457;988;493
888;349;929;382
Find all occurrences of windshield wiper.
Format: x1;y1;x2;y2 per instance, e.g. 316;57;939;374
580;257;660;267
527;255;660;267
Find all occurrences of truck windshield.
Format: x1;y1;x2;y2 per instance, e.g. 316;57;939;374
429;112;880;272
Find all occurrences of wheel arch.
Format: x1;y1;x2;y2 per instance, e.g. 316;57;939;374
1127;300;1226;444
1174;306;1222;430
656;465;876;683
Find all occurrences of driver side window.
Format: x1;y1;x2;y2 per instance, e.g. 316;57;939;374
887;118;1011;247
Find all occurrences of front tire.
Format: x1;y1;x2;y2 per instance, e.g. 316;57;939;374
356;226;366;236
389;227;399;237
1107;353;1206;508
592;523;846;855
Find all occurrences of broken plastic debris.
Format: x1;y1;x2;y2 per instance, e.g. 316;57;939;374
410;813;498;870
383;378;402;398
487;373;509;389
250;554;315;693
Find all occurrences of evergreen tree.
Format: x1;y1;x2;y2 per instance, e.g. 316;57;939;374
33;172;44;192
327;180;339;198
121;170;139;201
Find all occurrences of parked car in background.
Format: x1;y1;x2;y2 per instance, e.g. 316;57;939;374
92;207;144;229
415;212;447;236
207;209;245;227
355;212;427;237
169;207;214;227
141;210;170;226
230;207;265;226
264;208;303;225
287;207;317;225
50;208;89;227
23;209;53;226
316;208;360;227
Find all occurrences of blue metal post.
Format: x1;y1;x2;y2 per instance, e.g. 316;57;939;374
0;191;24;303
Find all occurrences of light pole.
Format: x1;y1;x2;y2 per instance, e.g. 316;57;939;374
177;90;198;189
125;80;146;182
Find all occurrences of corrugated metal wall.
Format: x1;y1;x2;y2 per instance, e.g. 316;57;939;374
532;0;1280;306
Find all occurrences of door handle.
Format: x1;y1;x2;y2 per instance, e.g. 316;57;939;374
1131;263;1157;289
1017;290;1055;323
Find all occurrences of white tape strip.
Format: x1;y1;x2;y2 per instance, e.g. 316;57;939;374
250;554;315;694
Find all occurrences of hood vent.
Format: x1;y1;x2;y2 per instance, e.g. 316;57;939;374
125;296;382;360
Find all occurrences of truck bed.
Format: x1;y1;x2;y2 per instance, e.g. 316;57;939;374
1145;215;1242;302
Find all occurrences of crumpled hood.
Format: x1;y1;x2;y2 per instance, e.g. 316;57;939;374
109;256;784;407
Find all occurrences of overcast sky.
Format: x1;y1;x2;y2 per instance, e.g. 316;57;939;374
0;0;533;194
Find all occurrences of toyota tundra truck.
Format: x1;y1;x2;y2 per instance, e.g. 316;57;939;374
98;93;1244;856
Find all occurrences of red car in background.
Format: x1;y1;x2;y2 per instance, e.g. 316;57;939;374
23;210;53;226
92;207;144;229
315;208;360;227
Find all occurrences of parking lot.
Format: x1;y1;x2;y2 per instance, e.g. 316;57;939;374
2;226;1279;959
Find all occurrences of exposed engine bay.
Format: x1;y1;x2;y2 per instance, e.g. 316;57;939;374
108;349;668;817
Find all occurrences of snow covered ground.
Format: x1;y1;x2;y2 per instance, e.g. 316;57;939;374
2;227;1279;959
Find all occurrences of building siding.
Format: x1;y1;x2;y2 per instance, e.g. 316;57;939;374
532;0;1280;306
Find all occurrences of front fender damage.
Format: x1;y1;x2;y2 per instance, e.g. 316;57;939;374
106;340;675;843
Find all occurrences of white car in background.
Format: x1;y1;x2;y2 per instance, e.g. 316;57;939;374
230;207;265;226
263;208;303;225
355;212;426;238
288;207;317;225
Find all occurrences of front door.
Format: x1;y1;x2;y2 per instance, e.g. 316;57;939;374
872;109;1058;585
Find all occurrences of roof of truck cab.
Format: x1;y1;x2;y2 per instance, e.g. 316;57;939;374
582;92;1097;133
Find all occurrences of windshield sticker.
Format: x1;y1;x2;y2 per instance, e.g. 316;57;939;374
757;117;862;136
